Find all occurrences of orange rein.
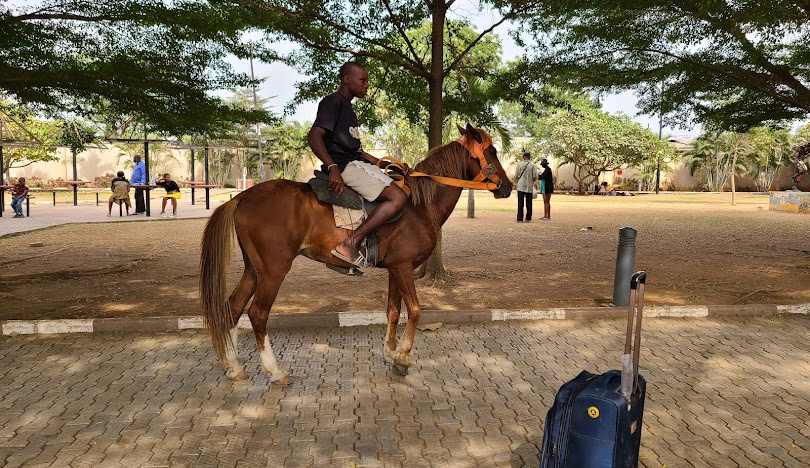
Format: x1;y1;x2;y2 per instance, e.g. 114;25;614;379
377;136;501;196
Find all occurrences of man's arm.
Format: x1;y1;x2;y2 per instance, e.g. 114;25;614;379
308;126;345;196
361;150;412;175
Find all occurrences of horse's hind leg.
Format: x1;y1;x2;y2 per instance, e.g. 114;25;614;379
248;260;294;385
383;274;402;365
223;249;257;381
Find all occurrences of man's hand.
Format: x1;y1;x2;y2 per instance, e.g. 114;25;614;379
328;166;345;196
399;162;413;176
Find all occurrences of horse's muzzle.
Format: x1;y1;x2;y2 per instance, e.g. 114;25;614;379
493;180;513;199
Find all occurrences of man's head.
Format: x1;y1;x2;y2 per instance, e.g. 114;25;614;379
17;177;25;184
522;152;531;160
163;173;172;182
117;171;125;178
339;62;369;99
540;158;549;167
133;155;141;163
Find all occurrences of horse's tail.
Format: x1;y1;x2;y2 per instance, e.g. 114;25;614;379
200;197;239;360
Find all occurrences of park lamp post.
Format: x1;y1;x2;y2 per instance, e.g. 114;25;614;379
246;44;265;182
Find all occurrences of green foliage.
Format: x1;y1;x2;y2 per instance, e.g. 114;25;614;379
521;0;810;131
59;120;98;154
0;106;60;179
1;1;272;135
531;104;675;193
266;120;313;180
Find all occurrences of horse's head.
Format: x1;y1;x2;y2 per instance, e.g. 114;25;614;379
456;123;513;199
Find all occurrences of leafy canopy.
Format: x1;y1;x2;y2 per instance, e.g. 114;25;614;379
1;0;272;136
520;0;810;131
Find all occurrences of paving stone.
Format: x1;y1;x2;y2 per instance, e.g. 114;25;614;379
0;316;808;466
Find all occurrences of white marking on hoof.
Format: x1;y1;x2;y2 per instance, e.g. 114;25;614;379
260;335;288;383
383;347;396;363
223;327;245;379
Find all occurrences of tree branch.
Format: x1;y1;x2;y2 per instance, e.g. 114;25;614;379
381;0;426;70
443;10;516;77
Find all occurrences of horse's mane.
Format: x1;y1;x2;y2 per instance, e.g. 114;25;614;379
405;142;467;205
405;129;493;205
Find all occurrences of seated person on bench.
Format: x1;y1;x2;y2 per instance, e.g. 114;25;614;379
156;173;181;218
108;171;132;216
10;177;29;218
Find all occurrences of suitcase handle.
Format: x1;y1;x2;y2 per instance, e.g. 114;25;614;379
624;270;647;388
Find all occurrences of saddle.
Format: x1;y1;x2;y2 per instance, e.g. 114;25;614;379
306;171;405;274
307;171;405;223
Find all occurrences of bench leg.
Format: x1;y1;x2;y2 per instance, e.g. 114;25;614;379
26;197;30;217
120;203;123;217
53;191;56;206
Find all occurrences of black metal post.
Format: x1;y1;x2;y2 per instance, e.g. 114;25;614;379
190;149;195;206
52;191;56;206
144;140;151;216
72;149;78;206
95;192;99;206
612;227;638;307
204;145;210;210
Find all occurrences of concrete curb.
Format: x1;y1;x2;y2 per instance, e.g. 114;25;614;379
2;303;808;336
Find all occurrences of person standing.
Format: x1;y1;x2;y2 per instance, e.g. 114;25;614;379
131;155;146;215
10;177;29;218
514;152;538;223
307;61;410;267
539;158;554;220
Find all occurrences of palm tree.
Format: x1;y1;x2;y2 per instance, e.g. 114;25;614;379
746;127;791;192
686;134;732;192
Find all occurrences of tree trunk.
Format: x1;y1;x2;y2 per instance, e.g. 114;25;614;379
467;188;475;218
731;150;737;205
418;1;449;281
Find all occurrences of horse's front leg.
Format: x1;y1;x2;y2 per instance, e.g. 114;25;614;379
389;266;421;374
383;273;403;365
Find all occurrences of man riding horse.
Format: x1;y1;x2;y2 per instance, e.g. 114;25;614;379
308;61;412;267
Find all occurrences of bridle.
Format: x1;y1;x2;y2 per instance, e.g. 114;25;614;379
379;136;502;195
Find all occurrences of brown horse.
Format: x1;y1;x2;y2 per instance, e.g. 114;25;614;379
200;124;513;383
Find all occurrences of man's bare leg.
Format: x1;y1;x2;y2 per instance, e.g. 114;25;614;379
334;184;407;259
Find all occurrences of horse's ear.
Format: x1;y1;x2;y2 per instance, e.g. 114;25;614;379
456;123;466;136
465;122;483;144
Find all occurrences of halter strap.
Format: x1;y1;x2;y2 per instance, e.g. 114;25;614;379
378;138;501;194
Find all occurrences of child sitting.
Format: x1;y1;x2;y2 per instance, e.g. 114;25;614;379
156;173;181;218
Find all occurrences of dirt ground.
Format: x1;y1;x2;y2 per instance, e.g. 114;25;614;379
1;192;808;321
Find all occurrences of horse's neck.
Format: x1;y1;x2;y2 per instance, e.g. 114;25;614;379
414;184;463;230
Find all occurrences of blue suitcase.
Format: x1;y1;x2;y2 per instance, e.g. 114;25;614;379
540;271;647;468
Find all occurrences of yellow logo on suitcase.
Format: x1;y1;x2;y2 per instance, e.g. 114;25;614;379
587;406;599;418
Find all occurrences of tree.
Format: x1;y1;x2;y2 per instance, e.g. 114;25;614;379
522;0;810;131
685;132;750;194
266;120;313;180
747;127;791;192
534;105;674;193
0;107;59;180
228;0;548;279
1;1;271;135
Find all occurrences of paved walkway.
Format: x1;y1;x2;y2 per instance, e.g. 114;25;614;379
0;190;234;237
1;315;808;467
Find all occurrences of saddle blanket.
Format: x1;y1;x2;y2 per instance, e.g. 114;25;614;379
333;206;365;230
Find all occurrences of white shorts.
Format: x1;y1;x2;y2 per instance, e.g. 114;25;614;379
341;161;394;201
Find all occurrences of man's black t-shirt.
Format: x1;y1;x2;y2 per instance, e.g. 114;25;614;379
313;92;362;171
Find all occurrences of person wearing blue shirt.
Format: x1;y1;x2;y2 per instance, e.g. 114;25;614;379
131;155;146;215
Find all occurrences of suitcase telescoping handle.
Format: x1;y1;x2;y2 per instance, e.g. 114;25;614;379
624;271;647;389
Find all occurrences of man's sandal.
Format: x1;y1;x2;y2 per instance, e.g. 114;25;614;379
331;249;367;268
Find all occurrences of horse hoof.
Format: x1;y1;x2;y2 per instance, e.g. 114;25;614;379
394;363;409;376
228;369;248;381
271;375;292;386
